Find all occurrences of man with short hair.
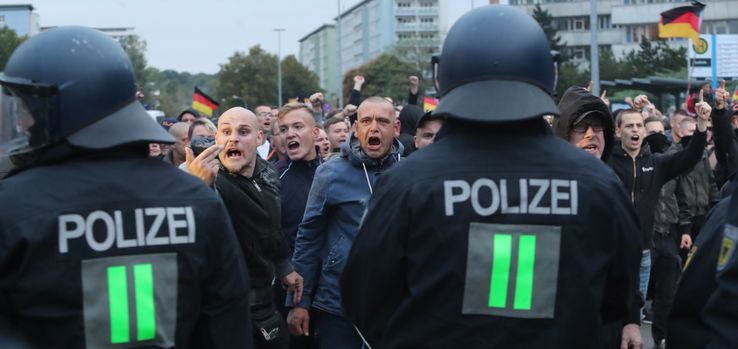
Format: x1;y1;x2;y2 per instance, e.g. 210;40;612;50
287;97;402;348
165;122;190;167
413;112;444;150
608;102;710;327
255;105;275;160
323;116;349;154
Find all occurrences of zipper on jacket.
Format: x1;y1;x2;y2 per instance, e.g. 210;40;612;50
252;179;262;192
631;156;636;203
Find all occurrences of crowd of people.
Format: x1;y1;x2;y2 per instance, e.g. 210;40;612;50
3;5;738;349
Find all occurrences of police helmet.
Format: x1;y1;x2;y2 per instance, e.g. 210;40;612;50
0;26;173;176
432;5;559;122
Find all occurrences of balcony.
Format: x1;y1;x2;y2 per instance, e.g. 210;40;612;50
395;23;439;32
395;7;439;16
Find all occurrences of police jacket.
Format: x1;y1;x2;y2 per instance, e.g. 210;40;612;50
276;152;323;252
668;195;731;349
0;147;252;349
288;135;402;315
216;157;293;305
607;130;706;249
701;190;738;349
341;119;641;349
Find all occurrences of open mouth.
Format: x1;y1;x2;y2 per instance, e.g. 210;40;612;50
582;144;598;151
226;148;242;158
368;136;381;147
287;141;300;151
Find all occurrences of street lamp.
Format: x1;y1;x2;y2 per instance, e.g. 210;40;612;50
274;28;285;107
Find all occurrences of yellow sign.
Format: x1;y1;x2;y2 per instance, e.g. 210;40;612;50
693;37;709;54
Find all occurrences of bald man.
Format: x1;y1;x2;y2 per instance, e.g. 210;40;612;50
187;107;304;349
165;122;190;167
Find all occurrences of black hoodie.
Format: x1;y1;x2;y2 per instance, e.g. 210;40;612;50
398;105;424;157
554;86;615;161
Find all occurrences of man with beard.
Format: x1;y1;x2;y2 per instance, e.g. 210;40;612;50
607;96;710;334
554;85;643;349
188;107;304;349
287;97;402;348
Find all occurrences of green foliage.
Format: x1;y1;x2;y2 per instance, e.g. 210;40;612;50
281;55;321;102
147;68;218;117
342;53;420;105
216;46;320;110
623;37;688;77
0;27;27;71
120;35;150;94
531;4;567;62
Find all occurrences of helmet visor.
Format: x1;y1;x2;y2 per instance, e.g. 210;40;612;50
0;80;55;154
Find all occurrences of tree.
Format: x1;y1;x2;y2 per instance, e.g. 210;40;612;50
0;27;27;71
532;4;567;62
120;35;154;107
217;46;319;110
624;37;687;77
342;54;419;105
281;55;321;102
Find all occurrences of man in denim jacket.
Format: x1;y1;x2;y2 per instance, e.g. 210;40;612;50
287;97;403;348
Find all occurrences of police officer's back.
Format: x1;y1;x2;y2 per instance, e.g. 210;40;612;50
340;6;641;348
0;27;251;348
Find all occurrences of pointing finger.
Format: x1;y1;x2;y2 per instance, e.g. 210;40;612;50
699;89;704;103
601;89;607;99
586;80;593;92
185;147;193;165
720;79;726;89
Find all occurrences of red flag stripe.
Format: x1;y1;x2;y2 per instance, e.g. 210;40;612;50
194;93;218;110
664;12;700;31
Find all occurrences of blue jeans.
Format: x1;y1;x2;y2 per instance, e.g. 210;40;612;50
317;310;363;349
639;249;652;318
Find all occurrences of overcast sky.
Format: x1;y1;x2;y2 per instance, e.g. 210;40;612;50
2;0;498;74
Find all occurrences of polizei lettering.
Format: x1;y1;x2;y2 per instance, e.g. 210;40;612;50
444;179;578;216
58;207;196;253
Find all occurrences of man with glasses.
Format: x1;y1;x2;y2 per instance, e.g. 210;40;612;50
255;105;276;161
554;85;643;348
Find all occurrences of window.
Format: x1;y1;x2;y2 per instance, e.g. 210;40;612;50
598;15;611;30
420;17;435;23
397;2;411;8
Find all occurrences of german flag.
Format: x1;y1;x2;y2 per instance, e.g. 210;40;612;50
658;2;705;47
192;87;219;118
423;96;438;112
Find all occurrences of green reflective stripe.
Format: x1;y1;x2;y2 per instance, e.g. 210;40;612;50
514;235;536;310
107;266;130;344
134;264;156;341
489;234;512;308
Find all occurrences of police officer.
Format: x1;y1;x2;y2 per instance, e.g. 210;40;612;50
0;27;252;348
340;6;641;348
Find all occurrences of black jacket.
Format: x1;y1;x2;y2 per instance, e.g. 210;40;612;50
276;155;323;252
607;130;707;248
0;148;251;349
701;190;738;349
341;119;641;349
668;195;731;349
554;86;615;161
216;157;292;304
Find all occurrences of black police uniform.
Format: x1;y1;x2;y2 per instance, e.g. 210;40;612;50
667;195;729;349
0;150;252;348
341;119;641;348
340;7;640;348
0;26;252;349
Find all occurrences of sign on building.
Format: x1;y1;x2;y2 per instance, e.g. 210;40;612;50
689;34;738;81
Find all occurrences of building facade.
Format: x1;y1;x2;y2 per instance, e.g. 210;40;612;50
0;4;39;37
509;0;738;66
299;0;447;102
299;24;338;103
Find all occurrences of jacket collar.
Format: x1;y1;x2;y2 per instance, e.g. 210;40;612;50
340;133;404;169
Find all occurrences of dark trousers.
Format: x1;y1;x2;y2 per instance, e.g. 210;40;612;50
315;309;363;349
252;303;290;349
651;226;682;343
273;283;317;349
